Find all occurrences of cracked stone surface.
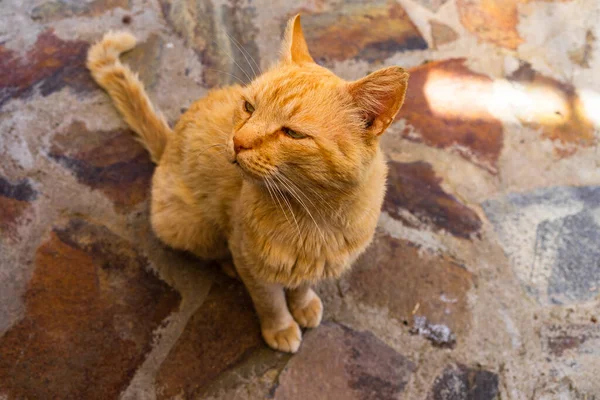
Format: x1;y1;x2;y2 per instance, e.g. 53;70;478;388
427;364;499;400
0;217;181;399
1;0;600;399
273;322;416;400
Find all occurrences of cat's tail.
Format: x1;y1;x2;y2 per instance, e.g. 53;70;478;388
87;31;170;163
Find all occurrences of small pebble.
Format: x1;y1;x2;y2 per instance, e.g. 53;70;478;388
122;15;132;24
166;42;174;49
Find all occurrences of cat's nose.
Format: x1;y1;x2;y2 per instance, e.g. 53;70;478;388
233;136;251;154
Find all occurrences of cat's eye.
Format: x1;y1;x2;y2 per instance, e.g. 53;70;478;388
244;101;255;114
282;127;306;139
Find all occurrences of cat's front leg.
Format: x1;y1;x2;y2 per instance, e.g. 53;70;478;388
286;283;323;328
236;264;302;353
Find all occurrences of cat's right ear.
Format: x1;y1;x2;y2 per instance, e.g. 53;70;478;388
348;66;409;136
280;14;314;64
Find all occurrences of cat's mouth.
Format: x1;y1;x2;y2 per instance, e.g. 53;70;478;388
234;158;262;179
234;156;275;183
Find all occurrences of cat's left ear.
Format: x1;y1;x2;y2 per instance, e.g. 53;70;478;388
280;14;314;64
348;66;409;136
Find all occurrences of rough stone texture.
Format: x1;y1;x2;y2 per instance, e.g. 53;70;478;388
0;176;37;241
483;186;600;305
396;58;504;172
297;0;428;64
31;0;132;21
537;321;600;398
159;0;261;87
542;324;600;357
0;30;93;108
120;33;165;90
273;322;415;400
198;347;292;399
48;121;155;211
345;233;472;346
430;20;459;48
2;0;600;398
508;62;595;157
0;217;181;400
415;0;450;12
569;30;595;68
155;278;263;399
427;364;499;400
456;0;575;50
456;0;524;50
384;160;481;238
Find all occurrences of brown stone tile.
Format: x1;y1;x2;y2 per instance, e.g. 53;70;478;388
542;324;600;357
0;30;94;109
155;278;263;399
31;0;131;21
273;322;415;400
427;364;499;400
159;0;261;87
430;20;459;48
345;233;473;346
0;217;181;400
120;34;164;90
508;62;595;156
0;176;37;241
457;0;575;50
384;161;481;238
48;121;154;211
199;347;292;398
296;0;428;64
396;58;504;172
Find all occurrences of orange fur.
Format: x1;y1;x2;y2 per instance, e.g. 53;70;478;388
86;32;170;163
87;15;408;353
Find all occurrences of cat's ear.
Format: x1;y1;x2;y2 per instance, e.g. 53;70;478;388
280;14;314;64
348;67;409;136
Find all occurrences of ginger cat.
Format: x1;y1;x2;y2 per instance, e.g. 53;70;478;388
87;15;408;353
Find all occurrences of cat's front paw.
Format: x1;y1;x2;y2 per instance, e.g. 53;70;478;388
262;321;302;353
290;290;323;328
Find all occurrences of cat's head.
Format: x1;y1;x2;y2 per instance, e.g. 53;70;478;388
228;14;408;191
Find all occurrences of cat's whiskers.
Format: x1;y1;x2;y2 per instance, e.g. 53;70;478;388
271;177;302;242
277;174;318;213
278;174;337;226
264;179;282;220
223;31;258;79
274;173;325;242
201;120;234;141
223;30;262;78
266;177;302;241
189;143;229;170
207;126;232;140
195;143;227;155
285;161;354;197
278;173;336;214
203;68;246;85
211;39;252;83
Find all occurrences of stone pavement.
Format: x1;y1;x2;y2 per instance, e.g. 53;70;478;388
1;0;599;398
